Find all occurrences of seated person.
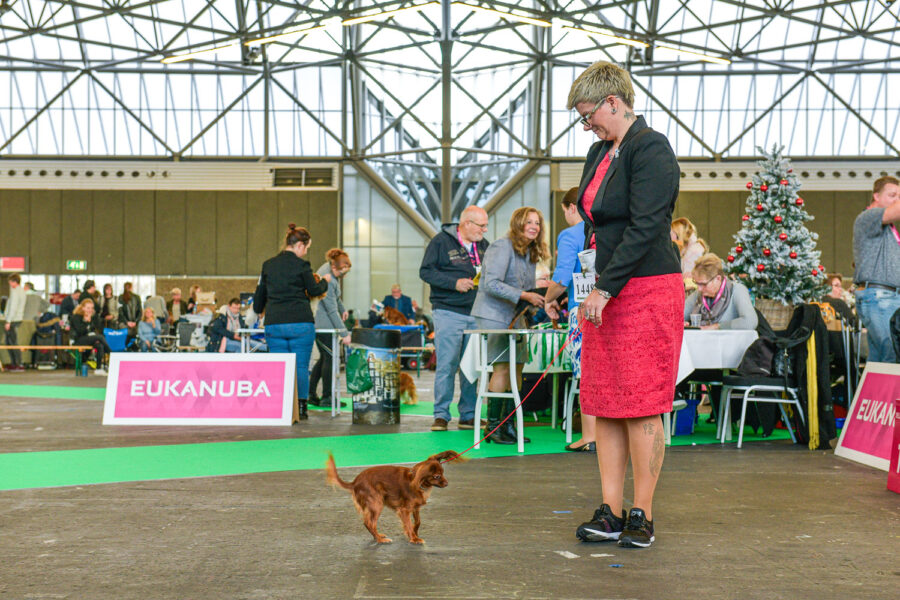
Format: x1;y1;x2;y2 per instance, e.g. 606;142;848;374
207;298;267;353
60;290;81;319
685;253;758;330
144;295;168;325
411;300;433;335
70;299;111;375
822;273;857;326
166;288;189;324
382;284;415;323
137;307;161;352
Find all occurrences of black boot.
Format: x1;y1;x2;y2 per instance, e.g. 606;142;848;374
502;399;530;443
483;399;515;444
296;399;308;421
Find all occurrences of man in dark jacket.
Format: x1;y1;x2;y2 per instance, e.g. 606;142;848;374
60;290;81;318
419;206;489;431
207;298;247;353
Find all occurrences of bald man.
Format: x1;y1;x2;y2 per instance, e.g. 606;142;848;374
419;206;490;431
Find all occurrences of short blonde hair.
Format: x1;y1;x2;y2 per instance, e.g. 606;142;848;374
692;253;725;281
567;61;635;110
170;287;182;296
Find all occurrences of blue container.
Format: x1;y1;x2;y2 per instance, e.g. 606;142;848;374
835;417;845;430
80;363;88;377
674;398;701;435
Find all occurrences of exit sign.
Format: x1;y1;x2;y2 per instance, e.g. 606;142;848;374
66;260;87;271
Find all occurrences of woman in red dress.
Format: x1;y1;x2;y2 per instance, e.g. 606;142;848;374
568;62;684;549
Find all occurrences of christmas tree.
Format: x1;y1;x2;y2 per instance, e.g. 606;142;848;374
725;145;828;305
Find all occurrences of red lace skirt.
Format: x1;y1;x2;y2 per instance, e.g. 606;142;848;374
580;273;684;418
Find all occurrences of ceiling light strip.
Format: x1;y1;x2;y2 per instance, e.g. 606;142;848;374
655;44;731;65
244;24;326;46
561;25;648;48
161;42;239;64
456;2;551;27
342;2;439;26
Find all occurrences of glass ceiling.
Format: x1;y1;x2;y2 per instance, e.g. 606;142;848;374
1;0;898;225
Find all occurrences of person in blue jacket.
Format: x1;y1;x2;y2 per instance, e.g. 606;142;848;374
382;284;415;323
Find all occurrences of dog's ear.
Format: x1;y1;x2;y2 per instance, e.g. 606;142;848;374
428;450;466;463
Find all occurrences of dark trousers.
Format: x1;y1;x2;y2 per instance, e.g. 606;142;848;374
74;334;111;366
309;333;334;399
4;322;21;367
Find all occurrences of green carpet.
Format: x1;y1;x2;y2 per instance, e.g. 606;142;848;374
0;383;105;401
0;383;792;491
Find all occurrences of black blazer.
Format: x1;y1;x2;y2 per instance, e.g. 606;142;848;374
253;251;328;326
576;116;682;296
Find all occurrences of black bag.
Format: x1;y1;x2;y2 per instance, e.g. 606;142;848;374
736;338;776;376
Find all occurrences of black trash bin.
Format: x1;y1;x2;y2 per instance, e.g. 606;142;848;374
349;328;402;425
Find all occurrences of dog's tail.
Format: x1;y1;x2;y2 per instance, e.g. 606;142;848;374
325;453;353;491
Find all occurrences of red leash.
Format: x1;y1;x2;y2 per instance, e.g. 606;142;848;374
443;319;587;462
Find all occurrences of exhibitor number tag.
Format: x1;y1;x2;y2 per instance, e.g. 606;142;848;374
572;273;597;303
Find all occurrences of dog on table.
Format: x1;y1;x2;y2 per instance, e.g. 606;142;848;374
326;450;463;544
382;305;409;326
399;371;418;404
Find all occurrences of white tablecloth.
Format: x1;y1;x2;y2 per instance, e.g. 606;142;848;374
462;328;758;384
676;329;758;383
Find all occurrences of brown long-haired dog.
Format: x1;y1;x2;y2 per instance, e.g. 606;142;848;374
382;305;409;325
326;451;463;544
399;371;417;405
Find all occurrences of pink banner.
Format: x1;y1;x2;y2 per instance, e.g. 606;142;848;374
839;372;900;468
113;359;287;419
889;399;900;494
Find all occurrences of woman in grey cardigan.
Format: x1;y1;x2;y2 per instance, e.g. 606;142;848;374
471;207;549;444
684;253;758;330
309;249;352;407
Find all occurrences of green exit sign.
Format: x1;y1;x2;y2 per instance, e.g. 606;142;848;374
66;260;87;271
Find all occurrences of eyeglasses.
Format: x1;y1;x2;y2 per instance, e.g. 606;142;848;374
579;101;603;127
693;276;720;288
466;220;489;229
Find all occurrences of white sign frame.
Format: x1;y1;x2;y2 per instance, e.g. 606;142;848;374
103;353;296;426
834;361;900;471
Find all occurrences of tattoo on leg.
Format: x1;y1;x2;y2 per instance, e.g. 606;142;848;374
649;425;664;477
643;422;656;436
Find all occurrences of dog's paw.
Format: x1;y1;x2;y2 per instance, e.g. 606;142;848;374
408;537;424;545
375;536;392;544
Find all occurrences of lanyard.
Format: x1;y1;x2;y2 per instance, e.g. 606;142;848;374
458;231;480;266
702;278;725;312
892;224;900;246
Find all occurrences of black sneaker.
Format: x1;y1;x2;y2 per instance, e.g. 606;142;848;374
575;504;625;542
618;508;654;548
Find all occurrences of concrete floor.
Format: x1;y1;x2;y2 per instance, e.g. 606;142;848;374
0;369;897;599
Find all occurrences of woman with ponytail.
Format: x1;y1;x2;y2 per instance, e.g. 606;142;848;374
253;224;330;420
309;248;353;407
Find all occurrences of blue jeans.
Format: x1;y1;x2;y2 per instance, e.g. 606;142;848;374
855;287;900;363
432;309;477;422
265;322;316;399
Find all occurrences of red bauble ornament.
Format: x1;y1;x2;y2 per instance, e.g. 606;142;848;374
757;264;766;272
746;182;753;189
812;269;818;276
795;197;804;206
735;245;743;253
789;251;797;259
780;179;788;185
779;233;788;241
763;248;771;256
788;168;793;173
742;214;750;221
727;254;735;263
818;265;825;272
774;215;783;223
760;184;769;192
756;203;764;211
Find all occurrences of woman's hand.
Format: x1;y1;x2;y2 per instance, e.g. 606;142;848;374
700;323;720;330
341;310;349;321
321;273;332;282
341;334;352;345
520;291;544;307
577;289;610;328
545;300;560;321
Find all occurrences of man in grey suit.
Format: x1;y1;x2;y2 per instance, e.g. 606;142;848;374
419;206;489;431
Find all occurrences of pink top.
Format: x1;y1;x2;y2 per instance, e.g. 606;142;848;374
581;153;612;249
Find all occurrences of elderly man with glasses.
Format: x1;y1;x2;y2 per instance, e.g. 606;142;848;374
419;205;490;432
